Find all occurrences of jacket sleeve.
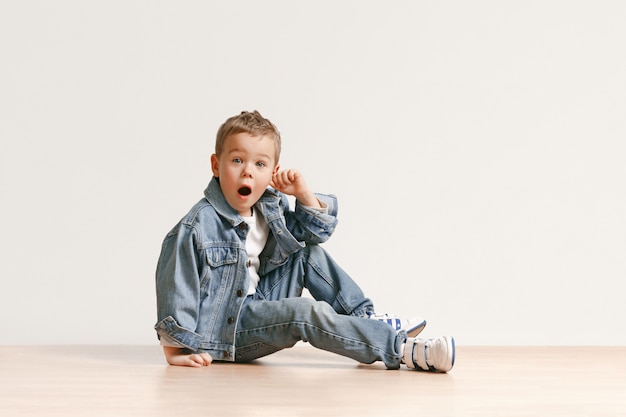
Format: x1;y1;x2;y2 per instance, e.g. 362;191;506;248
154;223;204;351
287;192;339;244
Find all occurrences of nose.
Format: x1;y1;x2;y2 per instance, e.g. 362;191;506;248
242;163;253;177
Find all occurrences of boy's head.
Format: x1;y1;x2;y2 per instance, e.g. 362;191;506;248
211;111;281;217
214;110;281;162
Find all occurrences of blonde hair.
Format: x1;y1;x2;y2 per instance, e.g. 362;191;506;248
215;110;281;162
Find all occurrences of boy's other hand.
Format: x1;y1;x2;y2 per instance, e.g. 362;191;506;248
163;346;212;367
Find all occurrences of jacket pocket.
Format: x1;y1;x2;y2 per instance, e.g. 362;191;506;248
200;245;240;292
205;246;238;267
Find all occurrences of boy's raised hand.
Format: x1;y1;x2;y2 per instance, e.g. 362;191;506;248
270;169;320;208
270;169;305;196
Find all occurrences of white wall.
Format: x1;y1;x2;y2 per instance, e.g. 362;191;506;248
1;1;624;346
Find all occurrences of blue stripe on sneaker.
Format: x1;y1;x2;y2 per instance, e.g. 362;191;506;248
451;337;456;367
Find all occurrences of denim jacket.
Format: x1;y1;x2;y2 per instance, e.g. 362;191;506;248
154;177;338;361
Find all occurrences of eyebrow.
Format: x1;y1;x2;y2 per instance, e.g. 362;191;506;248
226;148;273;161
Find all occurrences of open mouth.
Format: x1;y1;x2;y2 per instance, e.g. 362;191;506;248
238;186;252;196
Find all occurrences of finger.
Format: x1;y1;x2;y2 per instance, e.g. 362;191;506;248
283;171;295;184
199;353;213;366
185;356;203;367
273;172;288;187
193;353;213;366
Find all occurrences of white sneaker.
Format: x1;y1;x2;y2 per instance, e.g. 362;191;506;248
369;313;427;337
404;336;455;372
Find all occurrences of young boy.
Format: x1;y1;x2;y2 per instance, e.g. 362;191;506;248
154;110;455;371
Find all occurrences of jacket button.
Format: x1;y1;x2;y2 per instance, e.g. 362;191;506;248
236;289;243;297
227;317;234;324
223;351;230;358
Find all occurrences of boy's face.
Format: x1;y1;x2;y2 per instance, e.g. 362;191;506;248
211;132;279;217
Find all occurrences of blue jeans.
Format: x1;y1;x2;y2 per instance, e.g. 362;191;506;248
233;245;406;369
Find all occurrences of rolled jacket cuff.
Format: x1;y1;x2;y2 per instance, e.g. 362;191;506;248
154;316;203;351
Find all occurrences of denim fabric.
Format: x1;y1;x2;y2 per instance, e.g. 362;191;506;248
234;245;405;369
155;177;404;368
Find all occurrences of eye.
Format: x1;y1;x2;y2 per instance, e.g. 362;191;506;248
232;158;242;164
256;161;267;168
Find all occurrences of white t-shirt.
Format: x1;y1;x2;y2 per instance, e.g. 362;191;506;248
242;207;269;295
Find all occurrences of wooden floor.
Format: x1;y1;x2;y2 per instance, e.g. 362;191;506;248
1;345;625;416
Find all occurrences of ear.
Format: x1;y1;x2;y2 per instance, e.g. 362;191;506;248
210;154;220;177
273;163;280;176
